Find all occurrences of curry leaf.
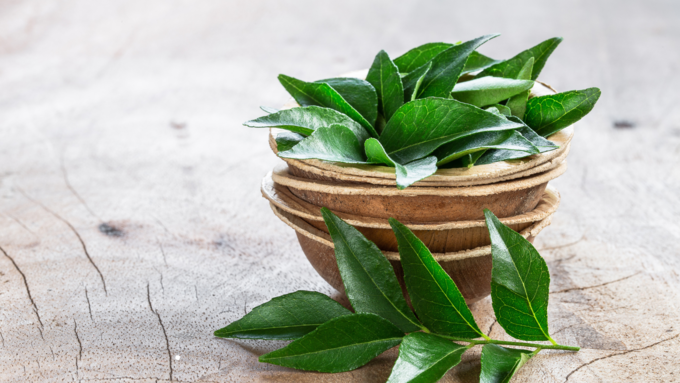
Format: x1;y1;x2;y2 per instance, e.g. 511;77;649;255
214;291;352;340
316;77;378;127
387;333;468;383
366;50;404;122
417;34;499;99
524;88;602;137
480;344;533;383
486;104;512;116
394;42;452;73
379;98;523;164
259;313;404;373
275;131;305;152
278;125;366;163
478;37;562;80
484;209;555;342
463;51;502;74
402;61;432;102
278;74;379;137
506;58;534;119
433;130;538;166
245;106;370;142
321;209;424;333
389;218;485;338
365;138;438;189
475;117;558;165
450;77;534;107
260;106;279;114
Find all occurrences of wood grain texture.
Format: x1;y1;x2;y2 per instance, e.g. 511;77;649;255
0;0;679;382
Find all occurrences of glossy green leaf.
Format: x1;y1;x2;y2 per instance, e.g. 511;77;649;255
317;77;378;127
478;37;562;80
321;209;424;333
365;138;438;189
245;106;370;142
484;209;555;342
394;42;452;73
260;106;279;114
278;125;366;163
524;88;602;137
389;219;485;338
433;130;538;166
278;74;379;137
275;131;305;152
475;117;558;165
417;34;499;99
462;150;486;168
451;77;534;107
506;58;534;119
214;291;351;340
402;61;432;102
259;313;404;373
480;344;533;383
486;104;512;116
387;333;467;383
379;98;523;164
463;51;502;74
366;50;404;122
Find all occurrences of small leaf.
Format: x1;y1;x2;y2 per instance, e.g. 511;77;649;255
486;104;512;116
260;106;279;114
316;77;378;127
417;34;499;99
402;62;432;102
275;131;305;152
484;209;554;342
259;313;404;373
475;117;558;165
389;218;485;338
214;291;352;340
478;37;563;80
366;50;404;122
463;51;502;74
480;344;533;383
244;106;370;142
379;98;523;164
524;88;602;137
394;42;452;73
433;130;538;166
387;333;467;383
506;58;534;119
278;125;366;163
321;209;424;333
278;74;379;137
365;138;438;189
451;77;534;107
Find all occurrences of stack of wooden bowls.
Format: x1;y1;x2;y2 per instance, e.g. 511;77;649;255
261;82;572;304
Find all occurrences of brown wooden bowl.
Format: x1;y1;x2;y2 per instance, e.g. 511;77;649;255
262;172;560;253
270;204;552;304
270;161;566;222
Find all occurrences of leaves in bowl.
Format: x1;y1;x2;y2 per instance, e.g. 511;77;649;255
316;77;379;128
278;124;366;163
433;130;539;166
524;88;602;137
365;138;438;189
366;50;404;122
450;77;535;107
478;37;562;80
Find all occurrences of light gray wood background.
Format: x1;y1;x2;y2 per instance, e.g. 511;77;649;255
1;1;679;382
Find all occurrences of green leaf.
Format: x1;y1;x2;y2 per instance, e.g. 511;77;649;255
379;98;523;164
214;291;352;340
394;42;452;73
524;88;602;137
275;131;305;152
278;74;379;138
484;209;554;342
387;333;467;383
486;104;512;116
478;37;563;80
259;313;404;373
260;106;279;114
317;77;378;127
365;138;438;189
278;125;366;163
389;218;485;338
433;130;538;166
366;50;404;122
475;117;558;165
463;51;502;74
402;61;432;102
417;34;499;99
244;106;370;142
480;344;533;383
506;58;534;119
451;77;534;107
321;209;424;333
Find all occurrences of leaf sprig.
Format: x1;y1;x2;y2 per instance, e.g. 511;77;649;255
215;209;579;382
245;35;601;189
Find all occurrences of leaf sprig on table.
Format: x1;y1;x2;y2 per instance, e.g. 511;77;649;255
214;210;579;383
245;35;601;189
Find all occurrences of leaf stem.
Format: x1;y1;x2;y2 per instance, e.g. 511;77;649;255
435;335;580;351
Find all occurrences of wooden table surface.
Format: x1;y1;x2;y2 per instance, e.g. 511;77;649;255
1;1;679;382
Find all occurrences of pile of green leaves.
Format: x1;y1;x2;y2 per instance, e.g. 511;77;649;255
245;35;601;189
215;209;579;382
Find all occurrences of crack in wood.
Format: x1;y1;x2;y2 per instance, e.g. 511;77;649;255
61;157;100;220
84;287;95;322
147;283;173;381
0;245;44;340
550;272;641;294
74;319;83;361
538;234;586;252
486;319;497;336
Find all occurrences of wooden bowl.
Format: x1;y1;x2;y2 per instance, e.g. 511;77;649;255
262;172;560;253
270;204;552;304
270;161;567;222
